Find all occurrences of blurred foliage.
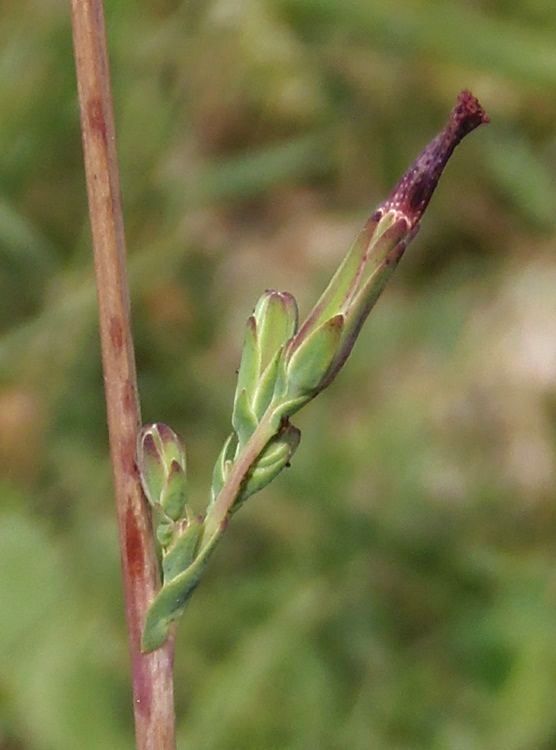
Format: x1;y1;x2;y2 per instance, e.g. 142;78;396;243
1;0;556;748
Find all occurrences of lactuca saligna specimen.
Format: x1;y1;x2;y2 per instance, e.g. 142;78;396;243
139;91;489;652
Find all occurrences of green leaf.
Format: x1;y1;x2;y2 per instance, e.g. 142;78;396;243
288;216;382;348
156;423;186;471
232;388;259;446
156;518;174;548
285;314;344;397
254;290;298;373
235;315;260;403
137;423;188;513
142;535;218;653
238;423;301;503
288;212;408;359
251;347;282;419
136;428;165;507
162;518;203;582
210;432;237;503
161;459;188;522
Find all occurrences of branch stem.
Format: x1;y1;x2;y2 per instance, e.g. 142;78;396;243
70;1;176;747
202;412;276;545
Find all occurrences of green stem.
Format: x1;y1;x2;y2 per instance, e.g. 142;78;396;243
202;410;277;546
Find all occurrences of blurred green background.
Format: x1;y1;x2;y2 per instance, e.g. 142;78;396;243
2;0;556;748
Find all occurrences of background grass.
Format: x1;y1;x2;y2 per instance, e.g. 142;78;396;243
1;0;556;748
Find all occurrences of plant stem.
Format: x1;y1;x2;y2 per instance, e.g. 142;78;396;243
70;1;176;747
202;412;276;545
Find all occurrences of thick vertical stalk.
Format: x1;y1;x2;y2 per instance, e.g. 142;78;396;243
69;1;176;747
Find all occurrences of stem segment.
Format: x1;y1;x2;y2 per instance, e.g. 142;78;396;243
70;1;176;747
202;411;277;546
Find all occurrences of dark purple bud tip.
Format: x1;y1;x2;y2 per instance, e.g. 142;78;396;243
381;90;489;227
141;432;160;460
156;423;176;444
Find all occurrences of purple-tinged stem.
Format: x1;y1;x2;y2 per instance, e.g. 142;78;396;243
69;1;176;747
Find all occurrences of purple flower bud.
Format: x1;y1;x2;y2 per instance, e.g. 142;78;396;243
380;90;489;228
